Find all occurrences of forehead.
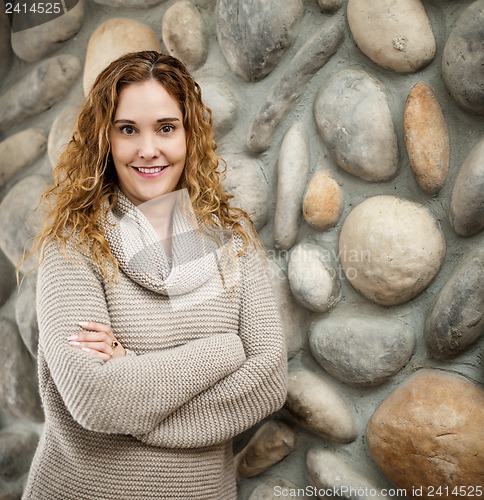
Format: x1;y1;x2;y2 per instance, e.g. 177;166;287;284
115;80;183;118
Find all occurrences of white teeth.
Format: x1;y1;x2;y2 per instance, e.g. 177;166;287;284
136;166;165;173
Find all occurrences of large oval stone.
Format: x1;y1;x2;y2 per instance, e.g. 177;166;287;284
11;0;84;62
404;83;449;195
197;77;238;140
288;242;340;313
425;247;484;360
0;175;51;271
162;1;208;70
247;17;344;153
274;123;309;250
216;0;303;82
83;18;161;96
449;135;484;237
235;420;296;478
303;170;343;230
347;0;436;73
0;55;81;132
248;478;308;499
48;102;82;168
0;10;13;84
339;196;445;305
222;153;270;230
309;313;415;387
314;69;398;182
368;370;484;495
0;128;47;188
442;0;484;115
285;368;356;443
317;0;344;14
307;449;390;499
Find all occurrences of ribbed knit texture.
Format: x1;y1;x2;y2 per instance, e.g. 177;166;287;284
23;192;287;500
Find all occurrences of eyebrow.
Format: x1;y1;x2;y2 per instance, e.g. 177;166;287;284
113;117;181;124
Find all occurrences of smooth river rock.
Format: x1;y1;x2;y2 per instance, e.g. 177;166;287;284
92;0;165;7
0;174;51;271
83;18;161;96
314;69;398;182
317;0;344;14
247;17;344;153
273;123;309;250
347;0;436;73
309;313;415;387
307;449;390;500
0;429;38;479
217;0;304;82
368;370;484;496
0;318;43;421
248;478;308;500
197;78;238;140
0;252;15;308
404;83;449;195
285;368;356;443
11;0;84;62
162;1;208;70
0;128;47;188
235;420;296;478
222;153;270;230
0;55;81;132
47;102;82;167
442;0;484;115
303;170;343;230
288;242;341;313
425;247;484;360
0;10;13;84
449;135;484;237
339;196;446;305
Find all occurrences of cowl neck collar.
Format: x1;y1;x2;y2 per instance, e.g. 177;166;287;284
105;189;236;299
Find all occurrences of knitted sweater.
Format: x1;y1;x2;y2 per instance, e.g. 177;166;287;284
23;192;287;500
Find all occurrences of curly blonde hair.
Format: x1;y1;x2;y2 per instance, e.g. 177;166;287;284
31;51;257;281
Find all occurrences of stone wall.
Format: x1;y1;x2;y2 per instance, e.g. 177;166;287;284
0;0;483;498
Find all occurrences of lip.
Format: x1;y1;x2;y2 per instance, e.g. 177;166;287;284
130;165;169;178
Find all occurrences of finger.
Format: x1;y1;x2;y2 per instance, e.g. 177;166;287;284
68;332;111;343
78;346;112;363
78;321;113;335
69;341;112;354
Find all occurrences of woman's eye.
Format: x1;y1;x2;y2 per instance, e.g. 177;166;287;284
121;125;136;135
160;124;175;134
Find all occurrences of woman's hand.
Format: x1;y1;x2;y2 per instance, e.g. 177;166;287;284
67;321;125;362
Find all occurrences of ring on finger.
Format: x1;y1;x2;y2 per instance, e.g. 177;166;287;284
111;340;119;349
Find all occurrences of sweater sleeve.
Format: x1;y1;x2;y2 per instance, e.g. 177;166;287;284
135;246;288;448
37;241;246;435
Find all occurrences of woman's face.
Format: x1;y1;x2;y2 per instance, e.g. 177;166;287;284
109;79;187;206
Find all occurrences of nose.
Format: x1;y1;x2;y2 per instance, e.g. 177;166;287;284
137;133;160;160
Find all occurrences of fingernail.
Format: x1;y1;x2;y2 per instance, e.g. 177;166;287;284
68;341;81;346
78;321;89;327
81;347;91;352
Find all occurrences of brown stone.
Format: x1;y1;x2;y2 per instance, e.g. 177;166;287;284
404;83;449;195
235;420;296;478
303;170;343;230
368;370;484;497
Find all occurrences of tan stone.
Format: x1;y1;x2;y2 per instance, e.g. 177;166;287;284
162;1;208;70
83;18;161;96
235;420;296;478
285;368;356;443
404;83;449;195
303;170;342;230
339;195;446;305
368;370;484;497
347;0;436;73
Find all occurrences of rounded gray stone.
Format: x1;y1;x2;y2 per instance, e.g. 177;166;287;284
0;10;13;84
0;429;38;479
314;69;398;181
11;0;84;62
217;0;304;82
248;477;307;499
309;313;415;386
442;0;484;115
0;55;81;132
48;102;82;168
317;0;344;13
162;1;208;70
288;243;341;313
425;247;484;360
0;251;15;308
449;135;484;237
92;0;165;7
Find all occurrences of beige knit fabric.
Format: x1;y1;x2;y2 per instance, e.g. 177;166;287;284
23;192;287;500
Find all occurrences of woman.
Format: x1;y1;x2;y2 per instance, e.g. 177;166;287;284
23;51;287;499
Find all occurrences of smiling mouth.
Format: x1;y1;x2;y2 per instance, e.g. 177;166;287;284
132;166;168;173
